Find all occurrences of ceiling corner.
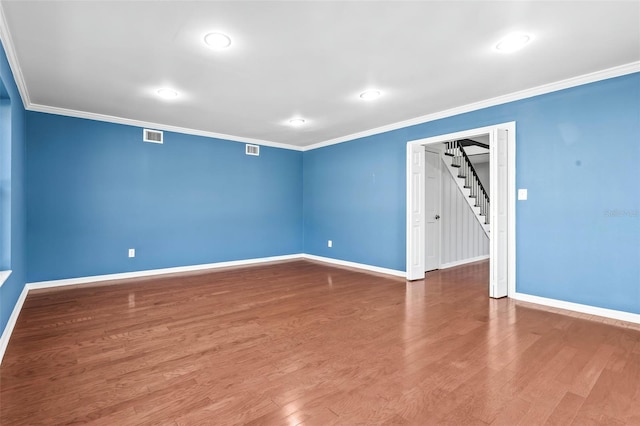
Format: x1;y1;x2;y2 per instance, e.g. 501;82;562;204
0;1;31;109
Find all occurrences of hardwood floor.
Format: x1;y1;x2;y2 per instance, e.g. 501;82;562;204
1;260;639;425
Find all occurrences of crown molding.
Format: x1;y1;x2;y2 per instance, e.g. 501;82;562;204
301;61;640;151
30;61;640;153
0;1;300;151
28;103;304;151
0;2;30;108
1;2;637;153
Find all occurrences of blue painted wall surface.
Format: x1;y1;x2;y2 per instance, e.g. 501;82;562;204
0;41;27;337
27;113;302;282
303;73;640;315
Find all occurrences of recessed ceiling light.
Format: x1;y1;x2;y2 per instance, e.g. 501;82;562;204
359;90;382;100
156;88;178;99
495;33;532;53
288;118;306;126
204;32;232;49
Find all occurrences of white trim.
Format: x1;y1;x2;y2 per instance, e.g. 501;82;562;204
0;269;11;288
0;3;30;108
30;61;640;153
28;103;303;151
406;143;426;280
1;0;637;154
408;123;513;148
4;254;639;364
0;284;28;364
24;60;640;152
26;254;304;290
507;126;517;299
440;255;490;270
406;122;516;297
1;254;302;365
1;253;402;365
302;62;640;151
512;292;640;325
302;254;406;278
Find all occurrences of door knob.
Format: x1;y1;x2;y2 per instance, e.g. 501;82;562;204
435;214;440;220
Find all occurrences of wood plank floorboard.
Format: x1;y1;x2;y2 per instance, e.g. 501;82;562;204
1;259;639;425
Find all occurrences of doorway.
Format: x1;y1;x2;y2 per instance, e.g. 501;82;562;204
406;122;516;298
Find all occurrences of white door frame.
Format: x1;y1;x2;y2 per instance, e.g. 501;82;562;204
406;122;516;298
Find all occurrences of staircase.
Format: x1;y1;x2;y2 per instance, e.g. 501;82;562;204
442;140;490;237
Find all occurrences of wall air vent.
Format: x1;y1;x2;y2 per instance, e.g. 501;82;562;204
246;144;260;156
143;129;163;144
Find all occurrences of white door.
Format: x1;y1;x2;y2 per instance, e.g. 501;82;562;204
424;149;441;271
406;144;425;280
490;128;508;298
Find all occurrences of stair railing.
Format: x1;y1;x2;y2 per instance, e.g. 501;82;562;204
445;141;490;224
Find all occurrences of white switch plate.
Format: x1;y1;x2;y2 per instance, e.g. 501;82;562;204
328;240;332;248
128;248;135;258
518;189;528;200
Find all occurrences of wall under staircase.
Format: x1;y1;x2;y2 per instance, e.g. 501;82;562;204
438;141;491;268
440;159;490;267
442;142;491;237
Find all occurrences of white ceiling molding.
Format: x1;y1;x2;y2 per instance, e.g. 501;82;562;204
301;61;640;151
0;2;30;108
14;61;640;153
0;2;637;153
0;2;296;151
27;103;303;151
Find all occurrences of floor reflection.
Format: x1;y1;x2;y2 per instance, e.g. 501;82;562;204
403;279;426;358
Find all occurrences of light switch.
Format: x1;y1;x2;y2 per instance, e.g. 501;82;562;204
518;189;528;200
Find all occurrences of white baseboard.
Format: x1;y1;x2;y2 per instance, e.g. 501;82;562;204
302;254;406;278
0;254;304;365
26;254;304;290
440;255;490;269
0;285;29;364
0;253;401;365
4;254;639;365
512;292;640;325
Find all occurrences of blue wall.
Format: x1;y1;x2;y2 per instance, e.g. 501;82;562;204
1;50;637;342
303;73;640;315
0;41;27;337
27;113;302;281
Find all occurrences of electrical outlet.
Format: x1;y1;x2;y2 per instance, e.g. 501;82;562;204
128;248;135;258
328;240;332;248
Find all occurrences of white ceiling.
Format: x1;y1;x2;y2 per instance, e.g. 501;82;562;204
1;1;638;149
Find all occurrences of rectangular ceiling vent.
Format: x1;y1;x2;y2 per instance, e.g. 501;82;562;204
246;144;260;156
143;129;163;144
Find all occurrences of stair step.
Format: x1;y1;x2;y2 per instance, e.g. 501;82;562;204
443;150;489;237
